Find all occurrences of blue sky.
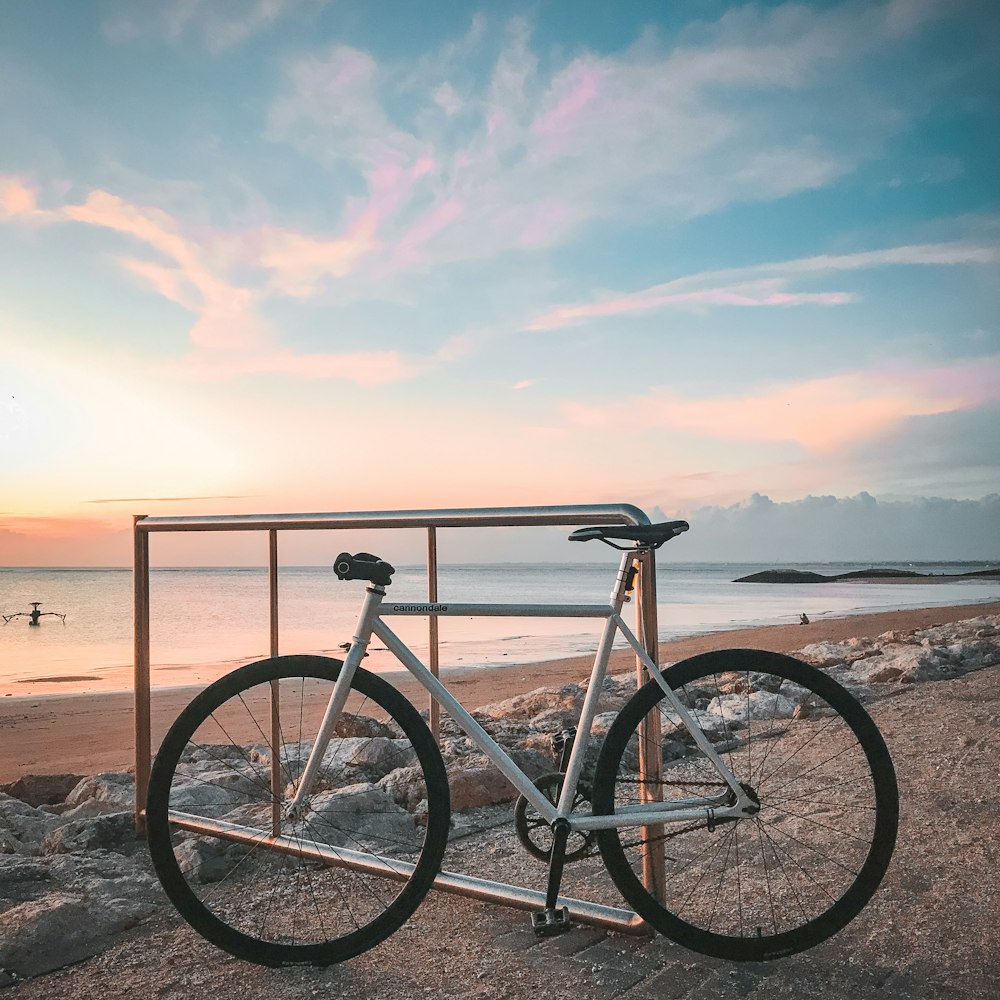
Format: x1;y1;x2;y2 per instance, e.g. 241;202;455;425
1;0;998;564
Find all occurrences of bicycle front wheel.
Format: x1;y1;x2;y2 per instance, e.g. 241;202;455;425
592;649;898;961
146;655;450;967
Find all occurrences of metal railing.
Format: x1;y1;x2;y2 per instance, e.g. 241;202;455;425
133;503;659;933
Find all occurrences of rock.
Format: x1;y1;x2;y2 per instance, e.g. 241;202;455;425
446;765;516;812
41;812;135;855
527;706;578;732
477;683;585;724
378;765;427;812
310;782;418;849
0;851;161;979
0;856;51;904
334;714;395;738
0;794;60;855
853;663;905;684
443;748;552;813
797;639;876;668
0;774;86;808
582;674;636;714
590;712;619;737
175;836;233;883
0;889;155;979
707;691;798;726
323;736;417;781
63;773;135;815
165;766;265;818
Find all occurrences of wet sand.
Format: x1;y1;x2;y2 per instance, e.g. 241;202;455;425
1;600;998;783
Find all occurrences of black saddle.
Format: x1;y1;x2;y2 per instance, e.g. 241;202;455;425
568;521;689;549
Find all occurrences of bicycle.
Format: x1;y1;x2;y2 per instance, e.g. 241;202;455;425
145;521;899;967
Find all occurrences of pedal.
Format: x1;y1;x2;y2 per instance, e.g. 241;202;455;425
530;905;572;937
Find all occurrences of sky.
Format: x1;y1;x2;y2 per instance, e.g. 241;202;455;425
1;0;998;565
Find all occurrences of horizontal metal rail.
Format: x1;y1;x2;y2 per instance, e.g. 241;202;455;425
134;503;649;532
167;810;646;933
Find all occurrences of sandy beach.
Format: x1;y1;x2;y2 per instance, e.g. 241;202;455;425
2;599;997;783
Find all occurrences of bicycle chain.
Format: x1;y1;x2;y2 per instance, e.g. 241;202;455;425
617;777;728;789
618;818;719;852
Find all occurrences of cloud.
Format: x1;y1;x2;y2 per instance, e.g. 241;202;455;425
670;492;1000;561
527;282;856;331
0;514;122;539
170;349;423;385
0;187;426;385
526;240;999;330
259;1;952;287
102;0;324;52
847;404;1000;497
84;496;252;504
0;176;41;220
562;358;1000;452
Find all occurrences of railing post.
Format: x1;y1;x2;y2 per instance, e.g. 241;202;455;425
427;527;440;742
636;547;666;904
269;529;282;835
133;515;150;834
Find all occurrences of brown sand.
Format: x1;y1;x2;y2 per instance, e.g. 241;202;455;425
1;600;997;783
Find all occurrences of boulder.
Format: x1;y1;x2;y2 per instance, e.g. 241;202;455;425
0;851;161;980
41;812;135;856
0;794;60;856
0;774;86;808
477;683;585;724
310;782;418;849
175;836;234;883
162;766;263;818
0;856;51;904
63;773;135;815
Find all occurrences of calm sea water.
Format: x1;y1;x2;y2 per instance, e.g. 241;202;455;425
1;561;997;695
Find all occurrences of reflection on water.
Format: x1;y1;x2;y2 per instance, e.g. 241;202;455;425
1;562;997;695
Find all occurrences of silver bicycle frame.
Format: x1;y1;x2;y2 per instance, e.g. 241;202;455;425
288;549;754;828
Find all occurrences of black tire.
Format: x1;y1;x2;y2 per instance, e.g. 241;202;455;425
592;649;898;961
146;655;450;967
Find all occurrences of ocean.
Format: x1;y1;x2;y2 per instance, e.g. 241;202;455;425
1;561;997;696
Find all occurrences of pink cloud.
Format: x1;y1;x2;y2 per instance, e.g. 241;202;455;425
528;282;855;330
525;239;998;332
562;361;998;452
392;199;464;267
173;349;421;385
533;63;602;138
259;226;376;296
0;177;38;218
43;187;423;384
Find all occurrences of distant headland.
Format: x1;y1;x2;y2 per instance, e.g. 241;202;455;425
734;568;1000;584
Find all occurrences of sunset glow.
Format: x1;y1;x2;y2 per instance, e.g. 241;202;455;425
1;1;997;565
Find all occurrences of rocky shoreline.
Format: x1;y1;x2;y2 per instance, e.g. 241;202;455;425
734;568;1000;583
1;613;998;988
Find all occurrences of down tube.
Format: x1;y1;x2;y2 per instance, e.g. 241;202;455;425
371;618;557;821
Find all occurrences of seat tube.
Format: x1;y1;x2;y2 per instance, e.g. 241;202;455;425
557;552;639;814
289;585;384;810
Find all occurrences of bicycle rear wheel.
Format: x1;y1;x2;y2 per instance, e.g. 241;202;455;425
146;655;450;967
592;649;898;961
